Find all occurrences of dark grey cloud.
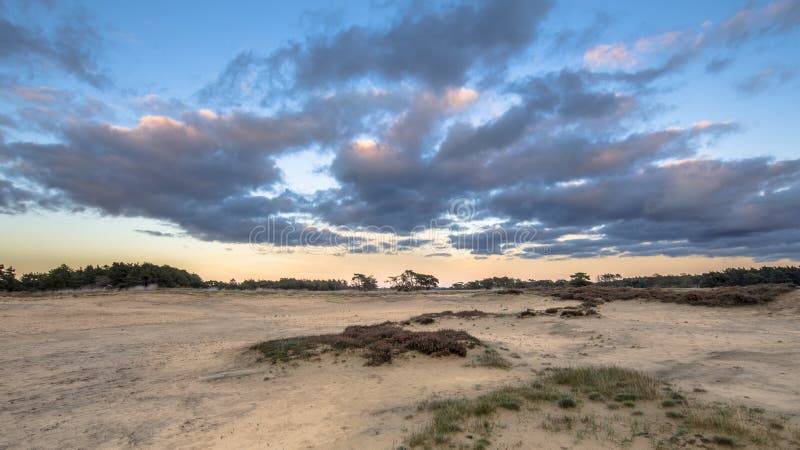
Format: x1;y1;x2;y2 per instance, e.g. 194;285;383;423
425;252;452;257
315;69;737;232
200;0;552;104
0;89;404;243
134;229;175;238
0;178;32;213
0;8;108;87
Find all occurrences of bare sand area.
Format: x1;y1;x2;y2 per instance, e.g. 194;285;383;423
1;289;798;449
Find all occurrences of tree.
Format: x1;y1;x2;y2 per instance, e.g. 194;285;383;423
0;264;19;291
387;270;439;291
351;273;378;291
569;272;592;286
597;273;622;284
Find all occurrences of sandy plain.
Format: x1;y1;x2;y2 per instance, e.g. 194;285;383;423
1;289;798;449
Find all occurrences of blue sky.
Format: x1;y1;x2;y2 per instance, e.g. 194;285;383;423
1;0;798;281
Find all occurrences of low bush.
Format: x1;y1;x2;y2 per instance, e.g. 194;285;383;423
532;284;794;307
251;322;480;366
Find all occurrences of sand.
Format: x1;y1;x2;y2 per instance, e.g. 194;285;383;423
0;289;798;449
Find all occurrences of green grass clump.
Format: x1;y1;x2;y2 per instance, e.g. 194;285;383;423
545;366;659;400
622;400;636;408
615;393;637;402
474;348;512;369
607;402;622;410
661;399;678;407
712;435;736;446
665;411;685;419
473;438;491;450
249;337;319;363
408;381;567;447
558;396;577;408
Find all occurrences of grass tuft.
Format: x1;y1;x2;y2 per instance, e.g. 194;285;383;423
558;396;577;408
474;348;512;369
545;366;660;400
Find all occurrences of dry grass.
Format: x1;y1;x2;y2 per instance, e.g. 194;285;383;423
250;322;480;366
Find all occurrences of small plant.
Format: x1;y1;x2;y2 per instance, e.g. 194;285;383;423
666;411;685;419
607;402;621;410
474;348;512;369
558;396;577;408
631;410;644;416
614;392;636;402
588;392;603;401
662;399;678;407
622;400;636;408
473;438;491;450
712;435;736;446
769;421;784;430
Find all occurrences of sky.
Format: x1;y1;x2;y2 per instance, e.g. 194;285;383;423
0;0;799;285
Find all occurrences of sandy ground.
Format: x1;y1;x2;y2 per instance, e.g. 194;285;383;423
0;289;798;449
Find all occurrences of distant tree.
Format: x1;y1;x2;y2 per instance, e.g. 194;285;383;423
351;273;378;291
0;264;19;291
597;273;622;284
388;270;439;291
415;273;439;290
569;272;592;286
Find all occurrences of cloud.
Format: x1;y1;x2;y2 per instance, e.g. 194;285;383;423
200;0;552;104
705;55;733;73
0;8;109;87
583;1;800;83
717;0;800;43
134;229;175;237
2;0;798;264
736;66;795;95
584;43;637;69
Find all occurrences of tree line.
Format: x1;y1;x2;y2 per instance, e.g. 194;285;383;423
0;262;438;292
613;266;800;288
3;261;796;292
0;262;204;291
450;267;800;289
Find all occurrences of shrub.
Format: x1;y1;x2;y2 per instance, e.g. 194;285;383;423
251;322;480;366
558;396;577;408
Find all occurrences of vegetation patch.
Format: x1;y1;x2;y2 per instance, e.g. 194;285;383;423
250;322;480;366
496;288;524;295
404;310;489;325
545;366;660;400
535;284;795;307
405;366;794;449
473;348;512;369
